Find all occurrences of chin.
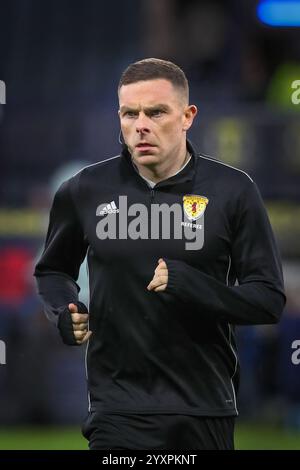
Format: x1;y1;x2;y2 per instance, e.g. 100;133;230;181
133;152;159;165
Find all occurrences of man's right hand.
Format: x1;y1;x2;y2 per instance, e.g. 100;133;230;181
57;301;92;346
68;303;92;345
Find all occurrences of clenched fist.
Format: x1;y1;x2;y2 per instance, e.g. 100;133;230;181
147;258;168;292
57;301;92;346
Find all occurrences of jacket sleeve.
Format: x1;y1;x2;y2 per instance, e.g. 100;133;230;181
165;178;286;325
33;177;88;325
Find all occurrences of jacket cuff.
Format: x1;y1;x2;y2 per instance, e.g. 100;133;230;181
164;258;188;302
75;300;89;314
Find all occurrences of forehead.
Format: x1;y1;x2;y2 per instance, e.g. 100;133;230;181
118;79;182;108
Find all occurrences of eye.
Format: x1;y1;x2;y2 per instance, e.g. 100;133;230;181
150;109;164;117
123;111;137;118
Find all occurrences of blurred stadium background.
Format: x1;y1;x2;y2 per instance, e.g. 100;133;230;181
1;0;300;450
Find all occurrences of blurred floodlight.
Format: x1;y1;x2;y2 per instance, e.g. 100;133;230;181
257;0;300;26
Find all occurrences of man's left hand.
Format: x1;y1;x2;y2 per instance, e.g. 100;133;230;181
147;258;168;292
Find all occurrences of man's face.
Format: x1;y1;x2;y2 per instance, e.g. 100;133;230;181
118;79;197;167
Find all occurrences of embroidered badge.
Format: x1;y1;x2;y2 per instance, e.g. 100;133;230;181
183;195;209;221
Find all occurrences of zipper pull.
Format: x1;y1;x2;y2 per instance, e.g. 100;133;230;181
150;188;155;203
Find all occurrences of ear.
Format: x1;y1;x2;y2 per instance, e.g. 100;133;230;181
182;105;197;131
118;130;124;145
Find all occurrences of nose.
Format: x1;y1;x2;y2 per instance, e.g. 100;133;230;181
136;113;150;135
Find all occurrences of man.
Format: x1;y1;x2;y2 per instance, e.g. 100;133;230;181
34;58;286;450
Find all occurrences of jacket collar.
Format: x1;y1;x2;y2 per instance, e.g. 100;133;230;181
121;139;197;188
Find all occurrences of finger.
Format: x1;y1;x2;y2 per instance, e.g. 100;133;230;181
68;303;79;314
71;313;89;323
147;276;168;290
73;323;88;331
147;280;154;291
74;329;88;340
147;279;157;291
154;275;168;286
155;265;168;274
154;284;167;292
77;330;92;345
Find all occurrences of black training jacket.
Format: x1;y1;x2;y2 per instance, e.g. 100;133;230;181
34;141;286;416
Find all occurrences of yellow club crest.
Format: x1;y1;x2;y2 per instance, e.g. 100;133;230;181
183;194;209;221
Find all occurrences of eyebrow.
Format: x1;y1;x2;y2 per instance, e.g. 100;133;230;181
119;104;171;113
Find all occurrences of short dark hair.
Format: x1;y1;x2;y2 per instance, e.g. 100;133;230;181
118;58;189;102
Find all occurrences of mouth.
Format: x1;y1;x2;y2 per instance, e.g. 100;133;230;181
135;143;156;151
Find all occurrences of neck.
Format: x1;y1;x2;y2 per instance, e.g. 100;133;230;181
132;142;190;184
